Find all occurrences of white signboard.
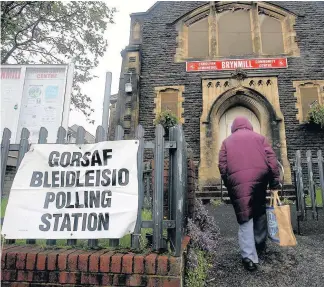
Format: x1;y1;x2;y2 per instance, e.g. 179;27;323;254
0;68;25;142
2;141;139;239
0;65;73;144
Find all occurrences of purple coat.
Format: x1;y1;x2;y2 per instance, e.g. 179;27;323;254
218;117;280;224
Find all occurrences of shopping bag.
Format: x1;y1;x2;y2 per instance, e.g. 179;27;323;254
266;191;297;246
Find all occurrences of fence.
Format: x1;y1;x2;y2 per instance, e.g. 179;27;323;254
294;150;324;233
1;124;188;256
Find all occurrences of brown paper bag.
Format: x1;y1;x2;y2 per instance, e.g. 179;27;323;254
267;191;297;246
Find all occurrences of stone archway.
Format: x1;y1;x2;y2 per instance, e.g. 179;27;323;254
199;83;291;187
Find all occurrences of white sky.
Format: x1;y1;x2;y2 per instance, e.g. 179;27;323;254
69;0;157;135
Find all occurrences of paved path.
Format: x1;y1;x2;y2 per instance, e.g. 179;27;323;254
205;203;324;287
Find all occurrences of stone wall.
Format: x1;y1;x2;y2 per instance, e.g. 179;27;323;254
136;1;324;165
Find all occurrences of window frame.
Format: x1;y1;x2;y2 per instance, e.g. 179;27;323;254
154;86;185;124
174;2;299;62
293;80;324;123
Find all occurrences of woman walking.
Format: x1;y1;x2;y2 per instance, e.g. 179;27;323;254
218;116;281;271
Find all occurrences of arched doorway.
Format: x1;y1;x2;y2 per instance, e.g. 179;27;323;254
199;84;292;187
218;106;261;147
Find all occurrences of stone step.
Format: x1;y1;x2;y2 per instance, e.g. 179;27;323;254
200;195;297;204
197;189;296;198
202;184;295;192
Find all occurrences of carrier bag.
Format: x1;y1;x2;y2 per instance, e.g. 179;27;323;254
266;191;297;246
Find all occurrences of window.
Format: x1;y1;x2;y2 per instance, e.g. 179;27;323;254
129;56;136;63
175;2;299;61
154;86;185;123
160;90;178;115
260;15;284;54
293;81;324;123
133;22;141;40
188;17;209;58
218;10;253;56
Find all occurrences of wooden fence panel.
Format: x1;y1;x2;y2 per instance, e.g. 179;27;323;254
318;150;324;208
295;150;306;220
87;126;106;248
47;127;66;246
6;128;30;244
109;125;124;247
132;125;145;249
27;128;48;245
1;125;190;256
1;128;11;192
306;150;317;219
153;125;164;250
169;126;187;256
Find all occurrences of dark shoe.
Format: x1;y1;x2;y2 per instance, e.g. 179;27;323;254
242;258;257;272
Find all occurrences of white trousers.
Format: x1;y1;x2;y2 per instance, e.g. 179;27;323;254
238;214;267;264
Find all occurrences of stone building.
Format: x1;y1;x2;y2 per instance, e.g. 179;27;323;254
109;1;324;187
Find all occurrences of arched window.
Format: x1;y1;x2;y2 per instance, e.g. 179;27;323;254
175;2;299;61
260;15;284;54
188;17;209;58
133;22;141;40
218;10;253;56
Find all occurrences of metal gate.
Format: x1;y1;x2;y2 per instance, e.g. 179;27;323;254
294;150;324;234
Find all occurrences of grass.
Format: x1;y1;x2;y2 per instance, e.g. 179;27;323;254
1;197;8;218
305;188;323;206
185;249;211;287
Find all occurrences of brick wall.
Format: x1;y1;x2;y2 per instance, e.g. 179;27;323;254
137;1;324;163
1;238;190;287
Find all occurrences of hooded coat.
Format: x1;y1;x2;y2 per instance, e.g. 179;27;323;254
218;117;280;224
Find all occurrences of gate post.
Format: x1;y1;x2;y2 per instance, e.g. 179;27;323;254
169;125;187;256
318;150;324;208
153;125;164;250
306;150;317;219
295;151;305;221
1;128;11;193
109;125;124;247
131;125;145;249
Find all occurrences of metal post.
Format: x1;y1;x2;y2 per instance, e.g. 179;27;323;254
102;72;112;138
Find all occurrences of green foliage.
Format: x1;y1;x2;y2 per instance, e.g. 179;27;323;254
281;197;294;205
1;1;116;122
211;198;223;207
186;249;211;287
305;188;323;206
1;197;8;218
154;110;179;133
306;104;324;128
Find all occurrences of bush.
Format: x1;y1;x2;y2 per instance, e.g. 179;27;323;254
306;103;324;128
185;199;220;287
154;110;179;134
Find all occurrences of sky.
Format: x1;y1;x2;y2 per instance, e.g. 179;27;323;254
69;0;157;135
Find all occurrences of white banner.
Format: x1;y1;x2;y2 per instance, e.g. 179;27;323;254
2;141;139;239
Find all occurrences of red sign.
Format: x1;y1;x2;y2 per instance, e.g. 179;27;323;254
186;58;287;72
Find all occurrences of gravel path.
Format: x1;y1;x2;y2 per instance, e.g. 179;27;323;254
205;204;324;287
